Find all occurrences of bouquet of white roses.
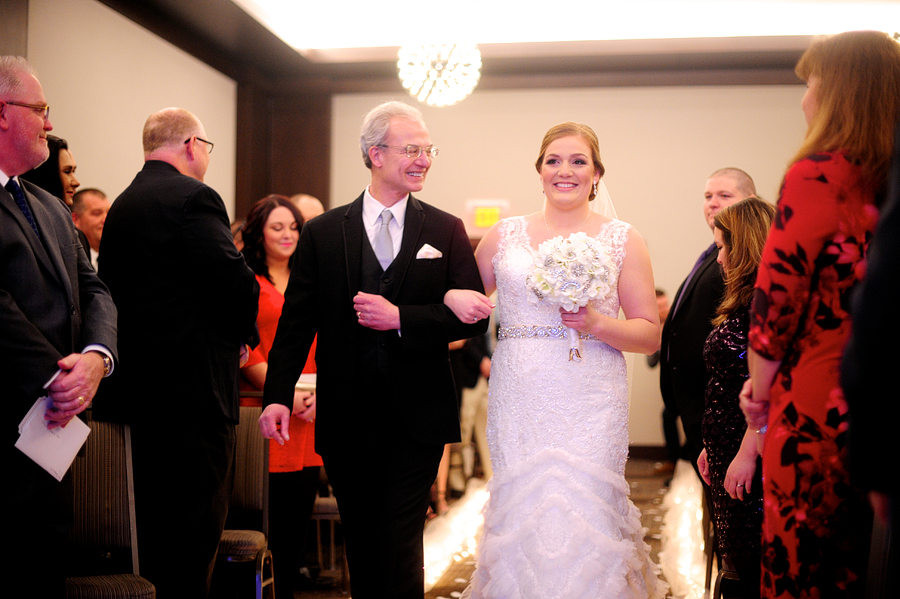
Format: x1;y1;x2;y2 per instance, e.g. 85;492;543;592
525;231;612;361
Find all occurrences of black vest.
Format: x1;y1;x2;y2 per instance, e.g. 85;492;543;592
358;232;400;380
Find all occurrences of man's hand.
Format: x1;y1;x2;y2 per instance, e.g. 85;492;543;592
45;352;106;429
259;403;292;445
353;292;401;331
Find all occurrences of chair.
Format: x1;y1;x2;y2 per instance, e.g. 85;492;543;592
704;513;741;599
212;404;275;599
65;411;156;598
712;567;741;599
310;469;349;592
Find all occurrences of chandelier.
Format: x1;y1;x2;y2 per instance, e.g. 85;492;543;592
397;44;482;107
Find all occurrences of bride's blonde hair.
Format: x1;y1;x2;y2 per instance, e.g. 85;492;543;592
535;122;605;201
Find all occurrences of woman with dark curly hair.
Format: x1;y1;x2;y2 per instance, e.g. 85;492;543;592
741;30;900;598
239;194;327;598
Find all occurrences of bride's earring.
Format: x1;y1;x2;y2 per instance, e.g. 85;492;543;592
593;181;598;197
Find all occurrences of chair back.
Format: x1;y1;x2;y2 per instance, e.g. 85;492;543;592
70;411;140;575
230;405;268;533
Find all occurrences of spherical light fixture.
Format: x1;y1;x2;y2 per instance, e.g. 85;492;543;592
397;44;482;107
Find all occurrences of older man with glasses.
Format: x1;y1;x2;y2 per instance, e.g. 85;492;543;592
260;100;487;598
1;56;118;598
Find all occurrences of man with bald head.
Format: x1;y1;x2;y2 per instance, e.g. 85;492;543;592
291;192;325;221
660;167;757;474
1;55;117;598
97;107;259;596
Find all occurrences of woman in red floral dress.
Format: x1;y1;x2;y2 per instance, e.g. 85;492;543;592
742;31;900;598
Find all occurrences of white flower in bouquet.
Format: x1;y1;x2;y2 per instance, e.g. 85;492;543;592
526;231;612;360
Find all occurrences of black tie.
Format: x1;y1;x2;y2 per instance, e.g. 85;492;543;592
5;178;39;234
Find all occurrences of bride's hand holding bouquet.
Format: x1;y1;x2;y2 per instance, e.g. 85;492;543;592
526;231;612;361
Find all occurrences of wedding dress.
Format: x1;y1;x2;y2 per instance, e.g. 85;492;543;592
466;216;667;599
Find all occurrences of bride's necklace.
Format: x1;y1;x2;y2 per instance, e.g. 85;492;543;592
542;209;591;238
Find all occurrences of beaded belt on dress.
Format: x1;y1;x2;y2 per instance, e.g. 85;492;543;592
497;325;600;341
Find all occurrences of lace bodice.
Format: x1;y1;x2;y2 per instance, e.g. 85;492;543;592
493;216;630;328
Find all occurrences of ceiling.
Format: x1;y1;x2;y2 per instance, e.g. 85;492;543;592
99;0;830;93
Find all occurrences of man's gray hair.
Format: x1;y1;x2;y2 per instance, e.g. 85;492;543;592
0;56;36;97
359;101;425;169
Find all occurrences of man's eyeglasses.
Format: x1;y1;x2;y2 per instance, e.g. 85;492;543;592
378;144;439;159
185;136;214;154
3;101;50;120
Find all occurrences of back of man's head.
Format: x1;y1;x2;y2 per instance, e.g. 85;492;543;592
142;108;201;156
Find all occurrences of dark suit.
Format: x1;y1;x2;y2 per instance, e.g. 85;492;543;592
660;245;724;468
75;227;94;269
264;193;486;598
1;178;118;597
96;160;259;596
842;121;900;599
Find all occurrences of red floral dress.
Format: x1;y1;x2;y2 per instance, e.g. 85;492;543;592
749;152;876;598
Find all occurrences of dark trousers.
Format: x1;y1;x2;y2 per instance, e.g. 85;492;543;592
7;447;72;598
323;438;444;599
269;466;320;599
662;406;681;463
131;418;235;597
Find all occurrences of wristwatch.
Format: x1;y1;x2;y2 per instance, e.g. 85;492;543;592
97;353;112;377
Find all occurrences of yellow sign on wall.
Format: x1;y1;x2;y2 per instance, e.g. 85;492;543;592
474;206;501;229
465;199;509;237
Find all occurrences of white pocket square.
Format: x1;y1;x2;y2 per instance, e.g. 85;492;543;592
416;244;443;259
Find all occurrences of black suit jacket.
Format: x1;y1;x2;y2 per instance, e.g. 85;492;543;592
660;246;724;434
264;193;487;455
1;179;118;442
96;161;259;423
843;121;900;500
75;227;93;268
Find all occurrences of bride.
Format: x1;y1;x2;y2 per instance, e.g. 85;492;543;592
445;122;667;599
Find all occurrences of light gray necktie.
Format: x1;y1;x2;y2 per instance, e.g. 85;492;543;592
374;209;394;270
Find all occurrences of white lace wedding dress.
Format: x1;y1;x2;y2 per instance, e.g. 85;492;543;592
466;216;667;599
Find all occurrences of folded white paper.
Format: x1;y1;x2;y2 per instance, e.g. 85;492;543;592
416;243;442;259
15;396;90;482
